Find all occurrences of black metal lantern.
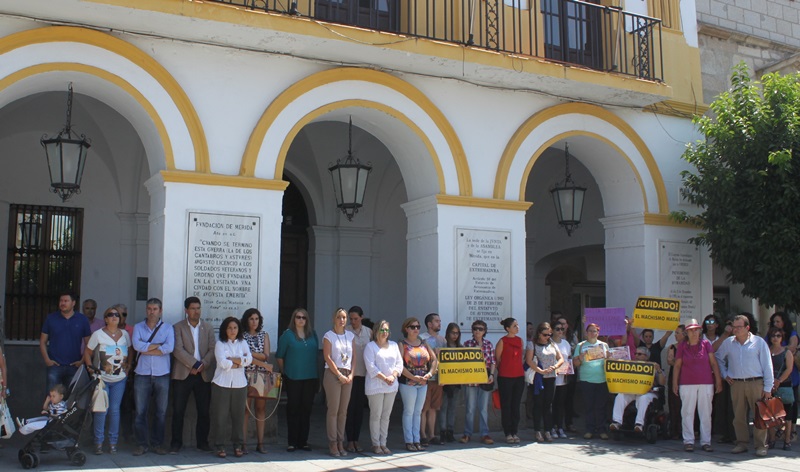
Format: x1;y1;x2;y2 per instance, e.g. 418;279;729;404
41;83;91;202
328;117;372;221
550;143;586;236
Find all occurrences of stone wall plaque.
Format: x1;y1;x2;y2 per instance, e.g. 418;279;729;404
659;241;700;322
186;212;260;328
456;229;511;333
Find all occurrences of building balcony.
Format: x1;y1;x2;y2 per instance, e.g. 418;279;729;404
212;0;664;82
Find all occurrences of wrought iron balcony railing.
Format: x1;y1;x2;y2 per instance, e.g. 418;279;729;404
212;0;663;82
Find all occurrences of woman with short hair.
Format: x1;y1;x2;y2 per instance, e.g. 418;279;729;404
276;308;319;452
322;308;356;457
573;323;610;440
461;319;495;445
672;319;722;452
495;317;524;444
363;320;403;455
211;317;252;458
398;317;437;451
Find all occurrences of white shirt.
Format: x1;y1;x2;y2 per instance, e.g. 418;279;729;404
554;338;572;386
324;330;356;370
363;341;404;396
212;339;252;388
189;322;201;362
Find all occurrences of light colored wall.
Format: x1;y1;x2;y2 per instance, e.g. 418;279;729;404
697;0;800;47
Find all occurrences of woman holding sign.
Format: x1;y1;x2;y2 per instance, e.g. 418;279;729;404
672;319;722;452
573;323;610;440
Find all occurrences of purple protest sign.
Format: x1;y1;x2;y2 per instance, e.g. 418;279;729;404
584;307;626;337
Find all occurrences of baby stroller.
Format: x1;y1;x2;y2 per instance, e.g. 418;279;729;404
609;386;667;444
18;366;99;468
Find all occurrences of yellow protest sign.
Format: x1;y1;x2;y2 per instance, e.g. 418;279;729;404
437;348;489;385
632;296;681;330
605;359;655;394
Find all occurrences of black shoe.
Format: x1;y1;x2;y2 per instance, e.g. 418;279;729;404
197;444;213;452
300;444;312;451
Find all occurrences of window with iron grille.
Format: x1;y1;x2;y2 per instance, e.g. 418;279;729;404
5;204;83;341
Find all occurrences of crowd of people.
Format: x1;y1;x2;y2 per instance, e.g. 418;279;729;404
5;291;797;461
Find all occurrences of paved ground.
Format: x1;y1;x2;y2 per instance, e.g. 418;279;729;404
4;426;799;471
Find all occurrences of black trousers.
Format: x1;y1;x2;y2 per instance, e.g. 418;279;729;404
171;374;211;449
531;377;557;432
345;376;367;442
284;376;318;448
498;376;524;436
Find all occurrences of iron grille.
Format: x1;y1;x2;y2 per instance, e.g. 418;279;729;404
5;204;83;341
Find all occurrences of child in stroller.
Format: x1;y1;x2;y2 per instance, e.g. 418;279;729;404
18;366;99;469
17;384;67;435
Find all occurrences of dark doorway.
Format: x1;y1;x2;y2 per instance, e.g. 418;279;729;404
278;178;310;333
542;0;603;70
315;0;400;32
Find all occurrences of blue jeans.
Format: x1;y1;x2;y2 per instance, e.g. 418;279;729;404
93;379;126;445
47;364;78;392
399;383;427;443
134;374;170;448
464;386;491;437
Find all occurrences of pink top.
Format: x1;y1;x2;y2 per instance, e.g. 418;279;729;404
676;339;714;385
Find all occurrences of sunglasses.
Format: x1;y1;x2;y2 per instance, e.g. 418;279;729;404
771;334;783;338
705;320;716;324
105;312;120;318
295;315;307;320
554;327;565;331
408;325;421;330
541;333;552;337
379;328;390;333
472;327;485;332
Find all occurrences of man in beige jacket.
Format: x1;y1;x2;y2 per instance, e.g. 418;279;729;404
170;296;216;453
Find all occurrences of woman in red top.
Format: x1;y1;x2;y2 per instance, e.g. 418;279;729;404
495;317;524;444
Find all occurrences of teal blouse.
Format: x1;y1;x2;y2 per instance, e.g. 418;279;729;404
276;329;319;380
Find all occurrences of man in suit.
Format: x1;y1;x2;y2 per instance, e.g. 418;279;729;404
170;296;216;453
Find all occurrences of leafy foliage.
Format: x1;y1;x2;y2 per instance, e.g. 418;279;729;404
672;63;800;309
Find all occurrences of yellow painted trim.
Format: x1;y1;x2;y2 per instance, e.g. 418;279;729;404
0;26;209;172
436;194;532;211
643;212;696;227
275;99;446;194
161;170;289;190
243;68;470;195
87;0;670;99
494;103;668;214
0;63;173;168
645;100;709;118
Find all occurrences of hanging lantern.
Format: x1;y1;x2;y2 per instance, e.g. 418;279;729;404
550;143;586;236
328;117;372;221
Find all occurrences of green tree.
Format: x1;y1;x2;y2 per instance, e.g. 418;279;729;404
673;63;800;309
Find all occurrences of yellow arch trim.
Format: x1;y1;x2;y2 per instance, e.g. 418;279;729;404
241;68;471;196
275;99;446;193
0;26;209;172
494;103;668;213
0;63;173;169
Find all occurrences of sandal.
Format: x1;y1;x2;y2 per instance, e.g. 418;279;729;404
373;445;383;454
234;448;244;458
684;444;694;452
256;444;267;454
405;443;418;451
701;444;713;452
286;446;296;452
217;450;227;458
354;444;364;452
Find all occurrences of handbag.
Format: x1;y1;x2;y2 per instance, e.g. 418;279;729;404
776;386;795;404
492;388;501;409
524;367;535;385
753;397;786;430
247;370;268;398
92;379;109;413
266;372;282;399
0;398;15;439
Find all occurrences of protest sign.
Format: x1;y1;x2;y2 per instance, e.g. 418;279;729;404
632;296;681;331
585;307;626;336
437;348;489;385
605;359;655;394
609;346;631;360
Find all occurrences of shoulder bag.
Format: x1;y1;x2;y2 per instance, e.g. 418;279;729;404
753;397;786;430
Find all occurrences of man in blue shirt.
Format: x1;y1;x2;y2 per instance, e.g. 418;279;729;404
715;314;774;457
39;291;91;391
132;298;174;456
